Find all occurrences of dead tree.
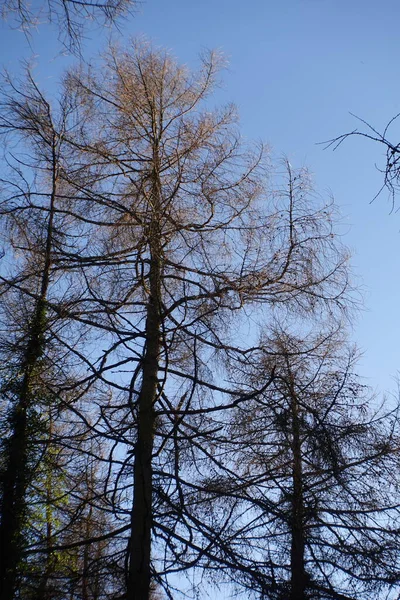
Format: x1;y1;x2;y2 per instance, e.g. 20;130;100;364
0;70;97;600
0;44;354;600
62;43;353;599
222;329;400;600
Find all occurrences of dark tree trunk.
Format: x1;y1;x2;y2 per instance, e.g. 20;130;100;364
289;385;307;600
0;297;48;599
0;385;29;599
127;162;163;600
0;144;57;599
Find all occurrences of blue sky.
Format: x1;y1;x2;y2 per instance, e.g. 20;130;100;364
1;0;400;395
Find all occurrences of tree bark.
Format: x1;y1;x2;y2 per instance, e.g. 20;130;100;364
289;381;307;600
127;157;163;600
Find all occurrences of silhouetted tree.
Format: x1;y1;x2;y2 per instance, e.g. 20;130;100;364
214;329;400;600
0;45;355;600
325;114;400;209
61;43;352;599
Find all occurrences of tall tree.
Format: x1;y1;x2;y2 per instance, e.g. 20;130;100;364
0;45;354;600
61;48;352;597
0;70;91;600
216;329;400;600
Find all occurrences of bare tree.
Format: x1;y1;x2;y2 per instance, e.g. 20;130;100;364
214;328;400;600
0;69;98;600
0;0;137;52
60;42;353;598
0;43;354;600
324;113;400;210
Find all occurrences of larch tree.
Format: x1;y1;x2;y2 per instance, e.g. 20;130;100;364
58;44;353;599
0;43;355;600
218;328;400;600
0;70;96;600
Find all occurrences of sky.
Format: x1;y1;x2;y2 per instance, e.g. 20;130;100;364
1;0;400;396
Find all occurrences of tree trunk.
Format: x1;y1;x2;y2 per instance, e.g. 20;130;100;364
0;297;48;598
289;384;307;600
0;141;58;599
127;160;163;600
0;387;29;599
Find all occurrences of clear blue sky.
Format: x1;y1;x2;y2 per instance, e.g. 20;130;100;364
1;0;400;395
